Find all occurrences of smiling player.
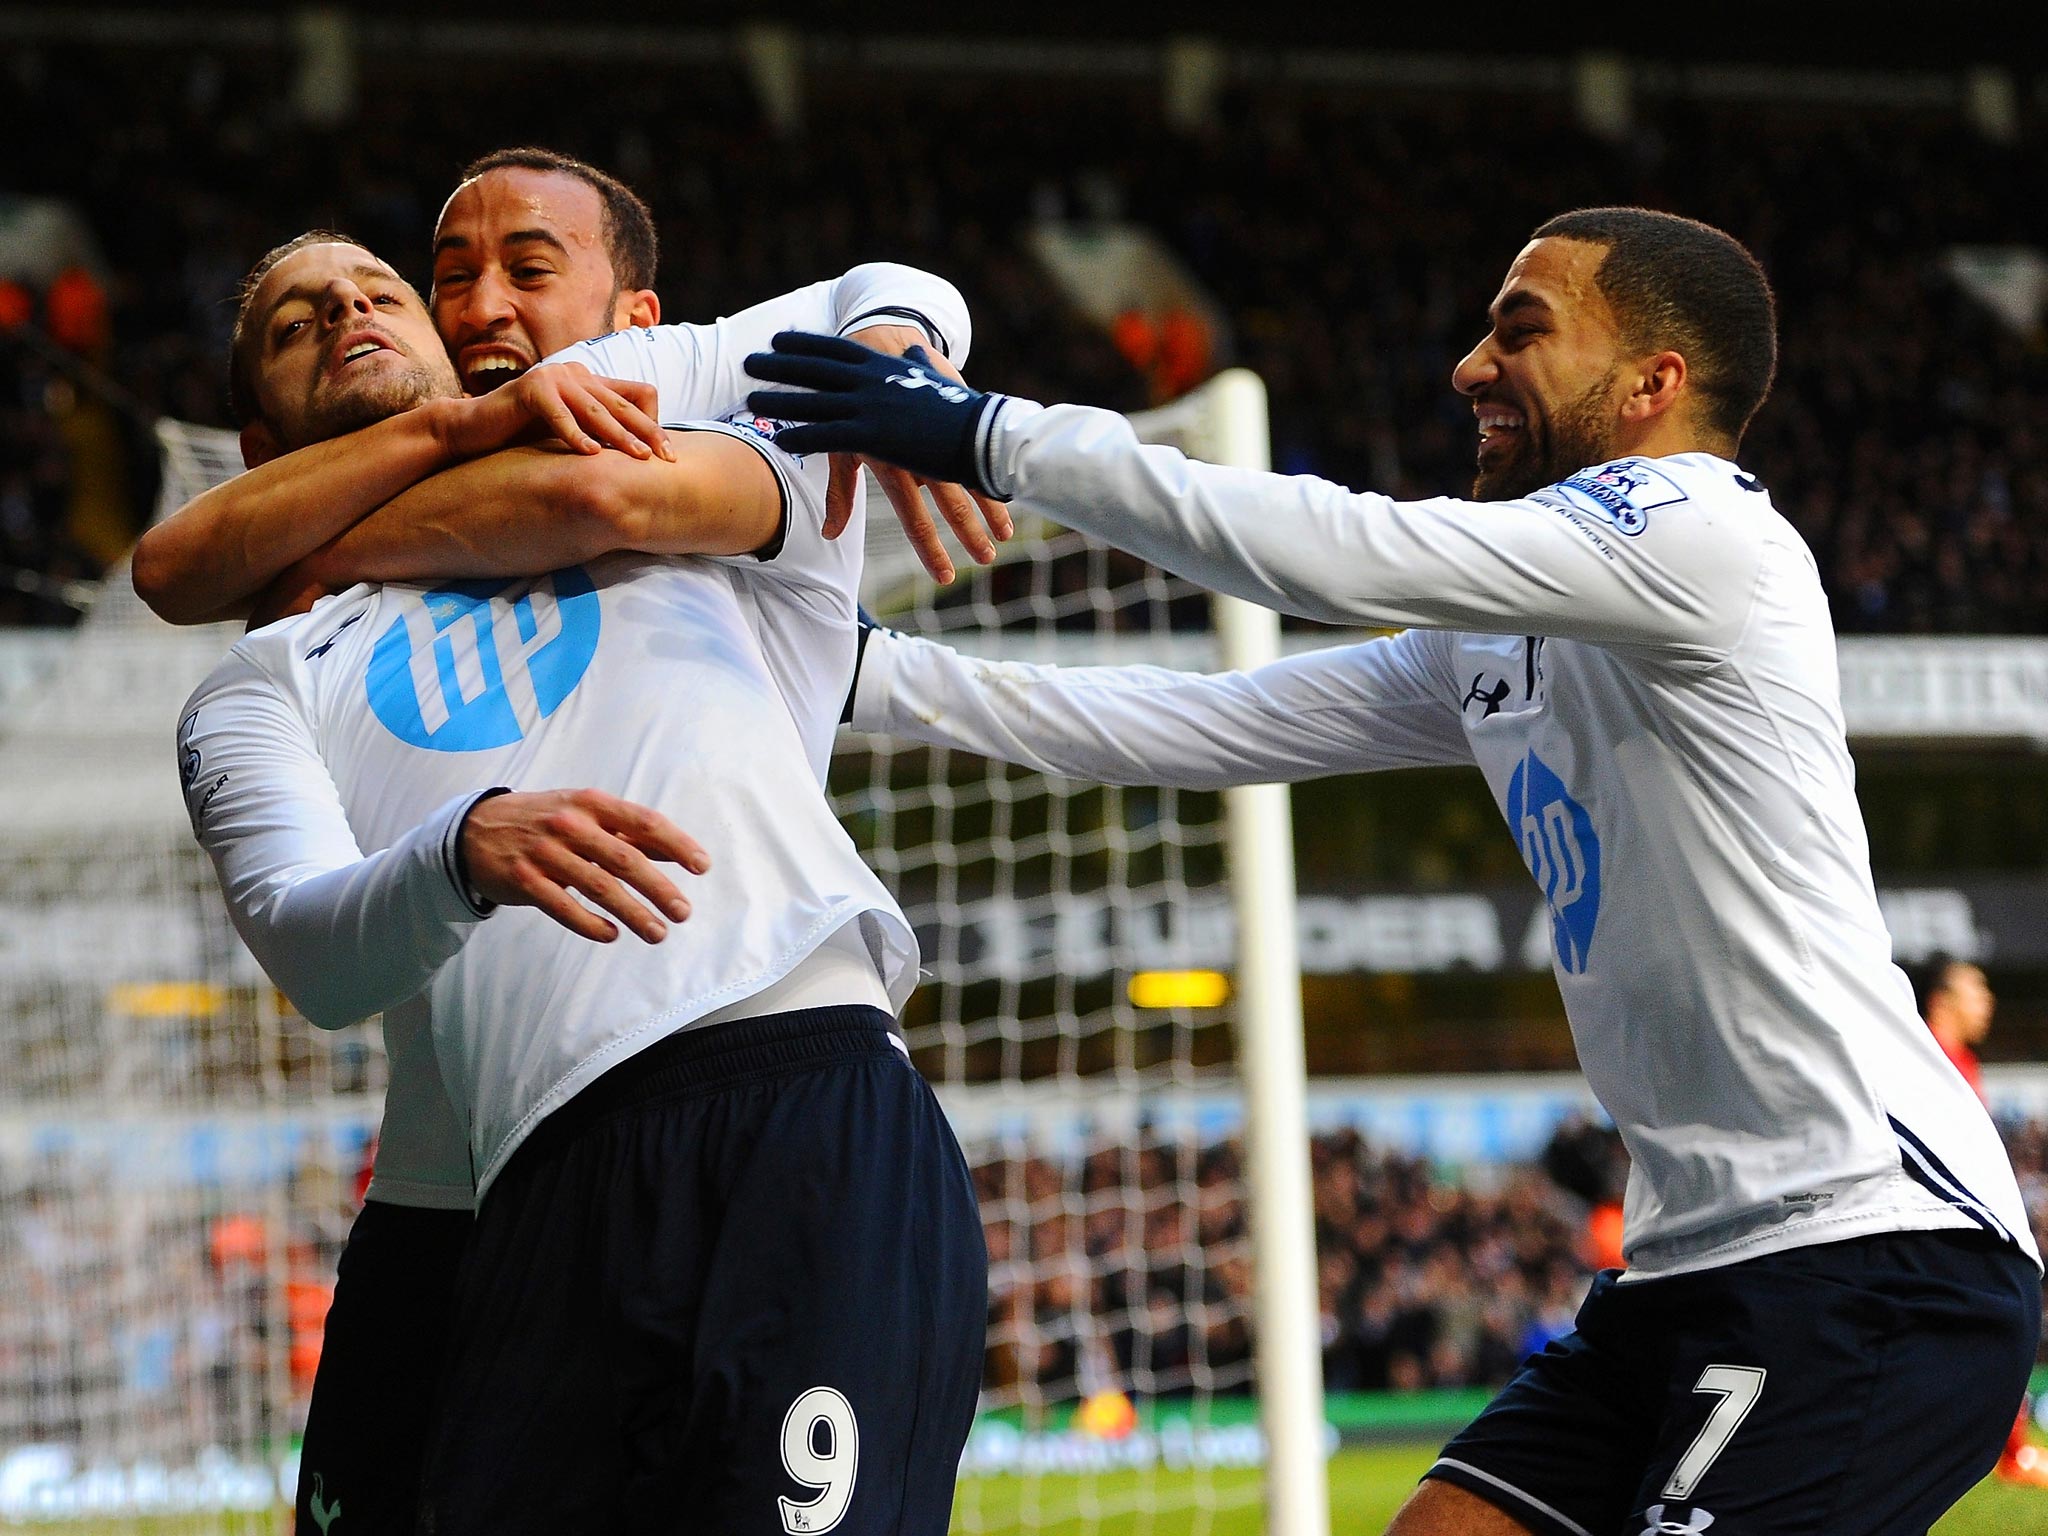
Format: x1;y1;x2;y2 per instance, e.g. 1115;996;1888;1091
750;206;2043;1536
137;143;1006;1534
181;232;984;1536
131;147;1000;1536
135;146;1007;631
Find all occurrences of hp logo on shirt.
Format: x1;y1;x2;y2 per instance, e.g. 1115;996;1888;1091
366;568;600;752
1507;749;1601;973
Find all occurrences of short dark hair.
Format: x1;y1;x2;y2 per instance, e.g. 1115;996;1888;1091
1531;207;1778;444
1907;952;1965;1021
457;146;657;295
227;228;365;427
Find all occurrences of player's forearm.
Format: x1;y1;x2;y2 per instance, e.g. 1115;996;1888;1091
133;400;464;624
303;444;608;585
305;432;783;587
229;801;491;1029
183;656;493;1028
851;628;1444;787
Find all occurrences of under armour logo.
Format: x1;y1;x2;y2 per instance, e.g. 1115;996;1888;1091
1638;1505;1714;1535
306;611;364;659
884;366;971;404
1462;673;1511;718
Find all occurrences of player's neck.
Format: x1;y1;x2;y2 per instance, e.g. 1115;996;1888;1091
1609;415;1735;465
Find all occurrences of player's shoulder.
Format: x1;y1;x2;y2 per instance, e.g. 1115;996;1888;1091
544;323;699;387
1531;452;1763;541
200;588;382;699
682;408;825;508
706;406;813;464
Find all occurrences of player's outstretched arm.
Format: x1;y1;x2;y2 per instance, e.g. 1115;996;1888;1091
286;425;786;591
132;367;671;625
750;333;1759;654
183;654;711;1027
848;622;1472;787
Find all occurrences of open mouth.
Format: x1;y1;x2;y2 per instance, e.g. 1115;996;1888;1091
1476;404;1526;459
332;334;396;374
461;349;531;391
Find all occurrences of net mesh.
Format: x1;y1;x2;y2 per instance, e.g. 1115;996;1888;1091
2;380;1276;1531
0;421;380;1526
853;376;1267;1533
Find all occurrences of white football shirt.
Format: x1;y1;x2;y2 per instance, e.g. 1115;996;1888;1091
543;260;970;790
200;262;968;1210
858;401;2040;1278
182;423;914;1205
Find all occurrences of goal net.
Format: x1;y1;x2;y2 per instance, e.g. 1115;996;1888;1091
1;375;1318;1534
850;370;1317;1535
0;420;383;1525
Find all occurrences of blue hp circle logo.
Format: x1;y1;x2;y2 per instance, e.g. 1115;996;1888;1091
1506;749;1601;973
366;568;600;752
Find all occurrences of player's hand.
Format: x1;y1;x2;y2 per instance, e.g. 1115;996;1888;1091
747;331;999;491
459;788;711;944
436;363;674;463
835;324;1013;584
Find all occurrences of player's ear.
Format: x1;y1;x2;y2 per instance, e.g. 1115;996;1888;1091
613;288;659;332
1623;349;1687;423
239;419;282;469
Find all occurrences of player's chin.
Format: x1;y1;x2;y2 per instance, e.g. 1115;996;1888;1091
308;367;448;439
1472;452;1537;503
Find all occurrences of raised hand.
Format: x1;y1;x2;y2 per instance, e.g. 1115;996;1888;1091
459;788;711;944
748;332;1011;574
833;324;1014;583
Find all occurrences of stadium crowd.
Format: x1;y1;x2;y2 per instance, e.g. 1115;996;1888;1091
2;39;2046;631
7;1108;2045;1461
979;1105;2048;1406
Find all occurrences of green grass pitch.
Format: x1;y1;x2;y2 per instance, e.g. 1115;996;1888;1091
1;1447;2037;1531
947;1444;2048;1534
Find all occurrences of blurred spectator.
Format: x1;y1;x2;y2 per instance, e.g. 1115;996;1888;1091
980;1124;1591;1405
1911;952;1996;1103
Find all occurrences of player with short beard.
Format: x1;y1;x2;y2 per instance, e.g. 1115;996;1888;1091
180;232;985;1536
136;146;1008;628
749;206;2042;1536
136;148;1002;1536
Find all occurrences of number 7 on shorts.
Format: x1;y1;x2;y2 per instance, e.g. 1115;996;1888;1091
1664;1365;1767;1501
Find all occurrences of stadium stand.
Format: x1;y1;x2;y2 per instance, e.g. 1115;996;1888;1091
2;41;2046;631
7;1114;2044;1456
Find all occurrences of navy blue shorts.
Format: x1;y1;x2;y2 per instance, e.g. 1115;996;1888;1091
1427;1229;2040;1536
294;1198;470;1536
418;1005;987;1536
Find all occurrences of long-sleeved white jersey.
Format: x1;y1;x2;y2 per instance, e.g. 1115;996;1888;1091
182;422;915;1207
857;399;2039;1279
177;263;967;1211
545;262;968;784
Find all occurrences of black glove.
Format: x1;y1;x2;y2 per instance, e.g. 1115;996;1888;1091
747;332;1003;495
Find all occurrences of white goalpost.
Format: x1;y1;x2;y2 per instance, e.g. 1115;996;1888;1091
1129;372;1328;1536
858;368;1328;1535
